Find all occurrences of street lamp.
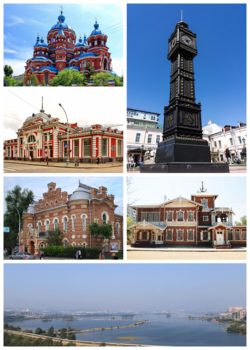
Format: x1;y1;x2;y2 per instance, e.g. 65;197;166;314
13;205;21;252
59;103;70;167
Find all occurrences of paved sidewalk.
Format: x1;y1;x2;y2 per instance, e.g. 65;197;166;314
127;245;246;252
4;159;123;169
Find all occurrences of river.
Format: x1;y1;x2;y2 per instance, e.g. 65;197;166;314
5;314;246;346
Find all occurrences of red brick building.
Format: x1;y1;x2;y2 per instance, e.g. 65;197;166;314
24;9;117;85
129;184;246;247
4;104;123;162
22;181;123;257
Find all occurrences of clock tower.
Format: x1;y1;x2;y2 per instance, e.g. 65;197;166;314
141;17;229;173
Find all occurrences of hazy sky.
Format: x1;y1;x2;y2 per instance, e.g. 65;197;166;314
4;264;246;312
4;176;123;215
4;88;125;140
127;176;246;224
127;4;246;127
4;3;123;76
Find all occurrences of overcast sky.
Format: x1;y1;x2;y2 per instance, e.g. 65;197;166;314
4;3;123;76
127;176;246;224
4;264;246;312
4;176;123;215
4;88;125;140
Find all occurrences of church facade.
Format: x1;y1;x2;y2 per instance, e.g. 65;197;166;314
4;103;123;162
128;184;246;247
22;181;123;257
24;8;116;85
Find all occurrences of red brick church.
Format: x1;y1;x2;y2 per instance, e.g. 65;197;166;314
24;8;117;85
128;183;246;248
22;181;123;257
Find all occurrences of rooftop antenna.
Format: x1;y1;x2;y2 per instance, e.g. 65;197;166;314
200;182;207;192
181;9;183;22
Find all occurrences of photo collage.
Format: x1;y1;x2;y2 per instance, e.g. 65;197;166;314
2;1;247;347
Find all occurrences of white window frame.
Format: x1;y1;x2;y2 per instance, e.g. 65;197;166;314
177;229;184;241
177;210;184;222
135;133;141;143
187;229;194;241
166;229;173;241
203;216;209;221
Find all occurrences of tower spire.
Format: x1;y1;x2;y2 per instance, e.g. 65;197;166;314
181;9;183;22
40;97;45;112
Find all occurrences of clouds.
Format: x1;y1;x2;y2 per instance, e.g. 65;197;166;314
4;88;124;140
5;15;25;27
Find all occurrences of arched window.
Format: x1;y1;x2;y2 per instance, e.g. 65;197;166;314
46;220;49;232
63;239;68;247
83;243;86;248
38;222;41;233
82;215;86;229
27;135;36;143
54;219;58;230
64;217;68;231
102;214;107;225
72;216;75;230
83;61;86;68
28;224;32;233
116;223;119;236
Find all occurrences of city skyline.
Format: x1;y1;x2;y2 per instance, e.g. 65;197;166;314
4;264;246;312
127;4;246;127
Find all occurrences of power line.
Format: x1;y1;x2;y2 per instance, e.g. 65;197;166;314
8;90;39;111
102;21;123;31
105;24;123;34
4;115;23;122
106;28;123;36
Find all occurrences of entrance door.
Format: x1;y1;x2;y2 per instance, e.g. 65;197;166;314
111;139;116;157
30;151;33;158
216;231;224;245
11;150;13;158
29;241;35;255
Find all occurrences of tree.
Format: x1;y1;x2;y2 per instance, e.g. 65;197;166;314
67;334;76;340
89;222;113;240
4;185;34;253
46;228;62;246
47;326;55;337
235;215;247;226
49;69;87;86
83;62;97;80
30;74;40;86
16;81;24;86
90;72;123;86
3;76;16;86
127;216;134;241
4;65;13;77
59;327;67;339
35;327;45;335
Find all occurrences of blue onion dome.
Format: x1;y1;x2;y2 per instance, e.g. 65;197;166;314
35;33;40;46
83;34;87;46
58;10;65;23
50;9;73;30
39;35;48;47
90;19;104;35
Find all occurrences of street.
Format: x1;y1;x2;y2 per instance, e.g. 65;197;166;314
4;161;123;173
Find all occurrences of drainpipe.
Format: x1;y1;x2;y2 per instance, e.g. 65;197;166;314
89;199;92;247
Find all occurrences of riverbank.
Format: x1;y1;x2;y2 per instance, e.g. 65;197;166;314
4;330;149;347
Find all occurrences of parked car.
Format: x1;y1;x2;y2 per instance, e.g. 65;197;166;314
9;252;35;260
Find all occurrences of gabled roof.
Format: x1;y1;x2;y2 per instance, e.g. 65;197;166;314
128;220;167;231
130;196;204;209
208;223;232;230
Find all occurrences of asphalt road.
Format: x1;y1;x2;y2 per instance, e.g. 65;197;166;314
4;163;123;173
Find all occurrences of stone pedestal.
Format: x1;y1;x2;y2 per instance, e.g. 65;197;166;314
141;162;229;173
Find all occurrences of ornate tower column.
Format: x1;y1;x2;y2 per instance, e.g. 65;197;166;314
141;17;229;173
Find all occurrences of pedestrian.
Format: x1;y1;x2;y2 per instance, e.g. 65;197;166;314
99;252;102;260
46;156;49;166
240;145;247;164
137;154;144;171
101;249;105;260
39;158;42;163
24;154;26;161
79;250;82;259
97;156;100;164
76;250;79;259
225;147;231;164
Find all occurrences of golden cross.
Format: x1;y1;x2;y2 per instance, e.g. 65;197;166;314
95;17;97;22
79;33;81;37
60;5;63;11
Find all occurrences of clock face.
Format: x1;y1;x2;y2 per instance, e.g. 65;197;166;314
182;35;193;46
171;37;177;48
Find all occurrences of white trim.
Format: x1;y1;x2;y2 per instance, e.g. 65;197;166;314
187;229;195;241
